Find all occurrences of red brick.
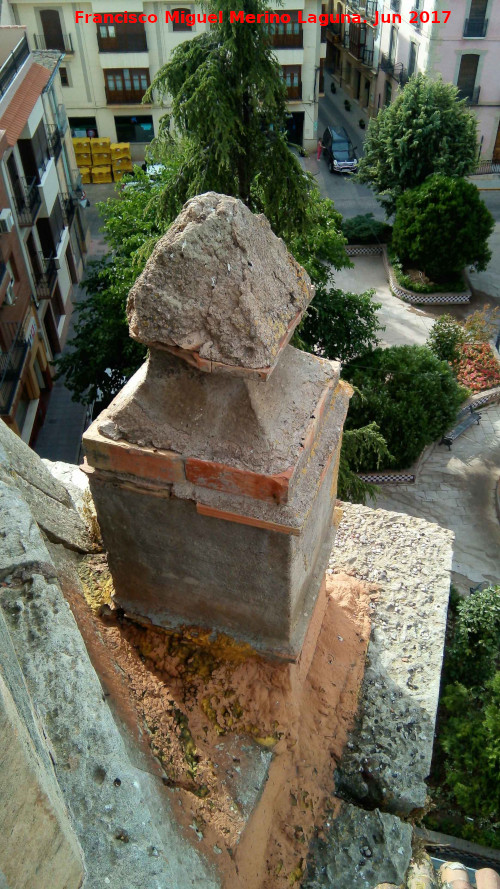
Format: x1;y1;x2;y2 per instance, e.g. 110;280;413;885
196;503;300;535
186;458;293;504
83;425;185;484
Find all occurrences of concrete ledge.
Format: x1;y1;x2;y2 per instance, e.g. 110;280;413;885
329;503;454;818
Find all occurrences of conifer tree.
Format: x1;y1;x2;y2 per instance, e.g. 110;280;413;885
357;74;478;215
146;0;316;239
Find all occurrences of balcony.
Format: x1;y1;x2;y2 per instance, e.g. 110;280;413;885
0;321;29;416
327;22;342;39
60;193;76;230
46;124;62;160
286;83;302;100
35;255;57;300
14;177;41;227
0;34;30;98
463;17;488;37
33;32;74;53
380;52;395;74
463;85;481;105
346;36;375;67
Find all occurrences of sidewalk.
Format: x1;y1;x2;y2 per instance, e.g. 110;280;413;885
334;254;435;346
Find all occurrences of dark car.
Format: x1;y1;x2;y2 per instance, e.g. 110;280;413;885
322;126;358;174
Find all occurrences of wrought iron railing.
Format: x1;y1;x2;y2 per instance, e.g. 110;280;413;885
33;32;74;53
34;255;57;299
46;124;62;160
60;193;75;229
463;16;488;37
0;34;30;97
13;177;41;226
463;85;481;105
470;159;500;175
0;321;30;415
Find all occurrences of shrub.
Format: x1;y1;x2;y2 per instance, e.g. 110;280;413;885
392;175;494;283
343;345;468;468
388;249;467;293
433;586;500;845
428;315;465;364
341;213;392;245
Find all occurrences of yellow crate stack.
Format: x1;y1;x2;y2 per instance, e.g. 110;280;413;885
79;167;92;185
111;142;132;182
90;137;112;184
72;138;92;170
91;166;112;184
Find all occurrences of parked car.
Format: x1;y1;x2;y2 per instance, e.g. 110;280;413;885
322;126;358;174
121;164;167;192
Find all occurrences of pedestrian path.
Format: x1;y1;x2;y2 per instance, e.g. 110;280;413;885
370;403;500;593
334;254;435;347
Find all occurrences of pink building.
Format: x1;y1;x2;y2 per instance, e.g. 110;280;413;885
373;0;500;161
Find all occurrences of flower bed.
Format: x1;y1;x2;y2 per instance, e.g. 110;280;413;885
455;343;500;393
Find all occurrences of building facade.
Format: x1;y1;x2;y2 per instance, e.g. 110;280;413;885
0;26;88;442
328;0;499;161
5;0;326;152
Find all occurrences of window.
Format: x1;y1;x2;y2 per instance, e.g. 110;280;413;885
464;0;488;36
100;24;116;39
40;9;65;52
59;66;69;87
114;114;154;143
384;80;392;106
408;42;417;77
457;54;480;103
269;11;302;46
104;68;150;103
281;65;302;100
69;116;98;138
172;8;194;31
388;25;398;63
97;18;147;51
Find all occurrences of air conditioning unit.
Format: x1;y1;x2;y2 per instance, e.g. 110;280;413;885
4;279;15;305
0;208;14;233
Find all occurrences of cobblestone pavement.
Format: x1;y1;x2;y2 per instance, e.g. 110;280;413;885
370;403;500;594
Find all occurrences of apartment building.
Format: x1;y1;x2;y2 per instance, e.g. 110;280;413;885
0;26;88;442
327;0;499;161
324;0;381;116
5;0;326;152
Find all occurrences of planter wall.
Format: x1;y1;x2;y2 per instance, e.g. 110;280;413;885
345;244;472;305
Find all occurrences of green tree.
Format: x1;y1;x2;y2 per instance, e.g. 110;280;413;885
392;175;494;282
57;0;382;411
344;345;468;468
357;75;478;215
145;0;313;237
55;167;169;404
